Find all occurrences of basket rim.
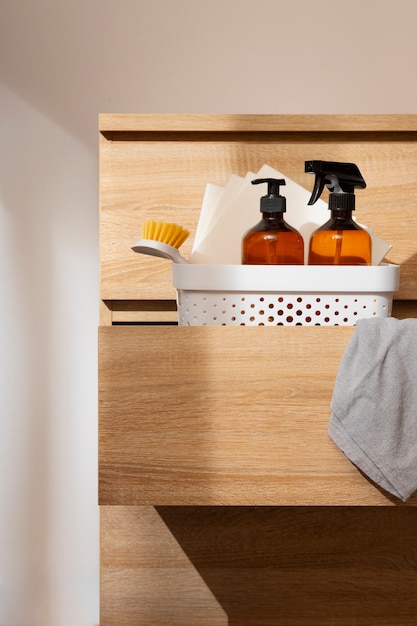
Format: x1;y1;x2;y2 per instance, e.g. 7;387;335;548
172;263;400;294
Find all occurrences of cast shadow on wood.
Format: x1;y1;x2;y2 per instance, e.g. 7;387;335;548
156;506;417;626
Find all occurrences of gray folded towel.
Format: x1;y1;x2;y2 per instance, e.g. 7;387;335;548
329;317;417;501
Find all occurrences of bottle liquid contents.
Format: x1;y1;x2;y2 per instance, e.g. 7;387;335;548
305;160;372;266
242;178;304;265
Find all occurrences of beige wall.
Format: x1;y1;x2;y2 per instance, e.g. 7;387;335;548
1;1;416;624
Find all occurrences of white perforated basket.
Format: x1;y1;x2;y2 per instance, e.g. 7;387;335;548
172;264;400;326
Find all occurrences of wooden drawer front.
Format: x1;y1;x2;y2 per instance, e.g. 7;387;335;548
99;325;415;506
100;505;417;626
99;115;417;304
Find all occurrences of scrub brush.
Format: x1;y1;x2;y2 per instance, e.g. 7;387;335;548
131;220;190;264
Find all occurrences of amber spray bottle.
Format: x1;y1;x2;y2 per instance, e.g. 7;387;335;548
305;160;371;265
242;178;304;265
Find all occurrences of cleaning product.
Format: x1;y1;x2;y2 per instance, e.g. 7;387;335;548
131;220;190;264
242;178;304;265
305;160;371;265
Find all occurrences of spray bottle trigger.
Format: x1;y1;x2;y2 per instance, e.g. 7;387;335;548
307;173;326;205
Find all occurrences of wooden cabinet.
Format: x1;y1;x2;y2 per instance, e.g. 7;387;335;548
99;115;417;625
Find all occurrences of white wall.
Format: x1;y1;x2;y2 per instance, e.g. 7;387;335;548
1;1;416;624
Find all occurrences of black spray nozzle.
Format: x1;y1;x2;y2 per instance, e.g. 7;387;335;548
252;177;286;213
305;160;366;206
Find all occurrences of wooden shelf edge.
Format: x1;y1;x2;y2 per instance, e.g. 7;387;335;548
99;113;417;134
98;486;417;507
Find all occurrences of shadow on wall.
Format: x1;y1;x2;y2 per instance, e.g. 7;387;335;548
0;82;99;624
0;85;54;623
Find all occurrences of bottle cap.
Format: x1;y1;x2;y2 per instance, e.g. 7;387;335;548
329;193;356;211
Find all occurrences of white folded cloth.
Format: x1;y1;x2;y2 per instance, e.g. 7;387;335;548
329;317;417;501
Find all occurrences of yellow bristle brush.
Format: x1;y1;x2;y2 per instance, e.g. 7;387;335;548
131;220;190;264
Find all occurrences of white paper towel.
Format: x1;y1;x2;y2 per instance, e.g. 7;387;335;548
192;174;247;252
192;183;225;251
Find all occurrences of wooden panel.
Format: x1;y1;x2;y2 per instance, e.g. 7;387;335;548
99;112;417;133
392;299;417;319
104;299;178;324
99;114;417;304
98;116;417;625
99;325;417;506
100;505;417;626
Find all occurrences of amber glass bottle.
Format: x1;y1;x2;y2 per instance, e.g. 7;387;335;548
242;178;304;265
305;160;371;266
308;207;372;266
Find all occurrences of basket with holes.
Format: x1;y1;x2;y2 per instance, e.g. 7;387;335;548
172;264;400;326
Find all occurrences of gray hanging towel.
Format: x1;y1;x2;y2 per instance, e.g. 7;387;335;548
329;317;417;501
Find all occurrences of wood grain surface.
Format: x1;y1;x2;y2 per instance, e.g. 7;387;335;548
99;114;417;305
99;115;417;625
99;112;417;133
100;505;417;625
99;325;417;506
